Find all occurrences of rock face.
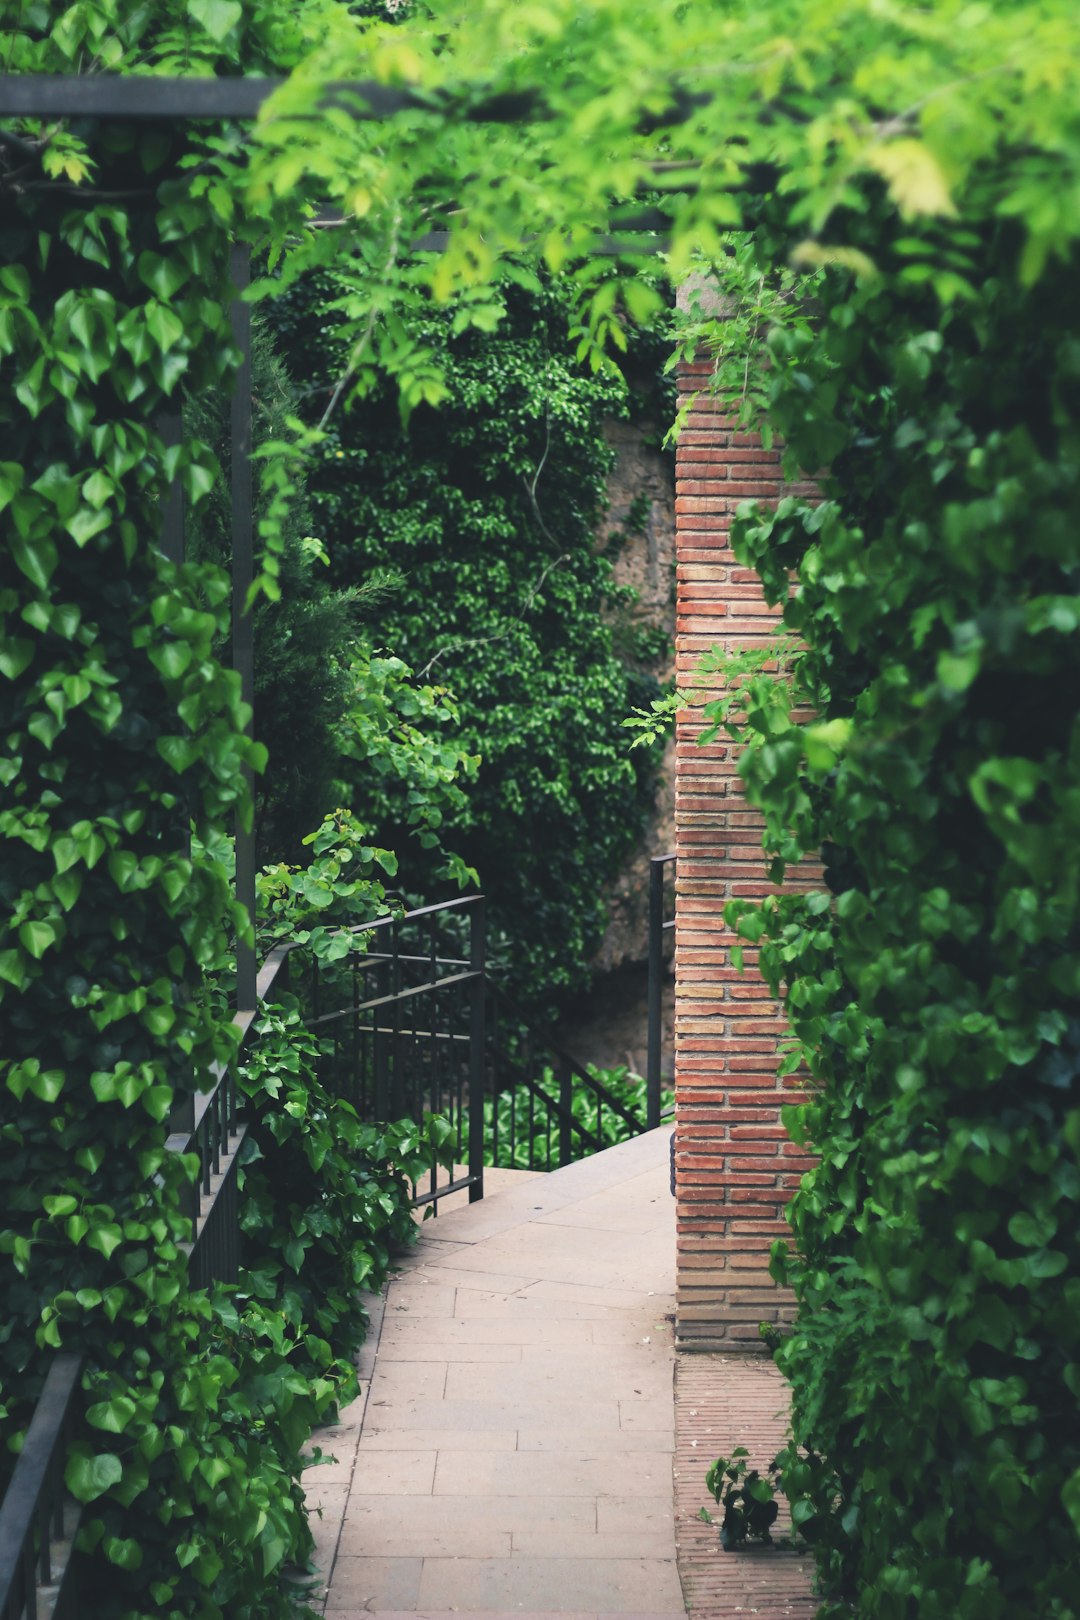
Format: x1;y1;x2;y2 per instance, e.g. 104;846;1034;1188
592;418;677;974
557;418;676;1074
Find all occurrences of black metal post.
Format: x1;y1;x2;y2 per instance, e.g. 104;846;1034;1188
467;900;486;1202
160;407;191;1137
558;1057;572;1169
230;245;256;1017
646;854;666;1130
0;1351;82;1620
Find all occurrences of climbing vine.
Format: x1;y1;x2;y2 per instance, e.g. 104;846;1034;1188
6;3;1080;1617
0;6;439;1617
700;170;1080;1620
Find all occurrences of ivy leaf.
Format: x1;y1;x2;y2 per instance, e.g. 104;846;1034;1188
19;919;58;960
0;639;33;679
65;1451;123;1502
187;0;241;42
1063;1467;1080;1534
86;1224;123;1260
43;1193;78;1217
0;460;25;514
87;1395;138;1434
102;1536;142;1571
1008;1210;1056;1248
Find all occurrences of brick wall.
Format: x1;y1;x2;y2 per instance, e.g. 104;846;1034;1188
673;359;818;1353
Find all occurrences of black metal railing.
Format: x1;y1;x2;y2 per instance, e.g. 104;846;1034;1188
296;897;487;1208
0;942;296;1619
647;852;676;1129
0;1352;83;1620
1;884;669;1612
482;981;645;1172
164;945;291;1290
293;894;660;1192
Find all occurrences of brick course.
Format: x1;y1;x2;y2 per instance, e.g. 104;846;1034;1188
673;366;818;1353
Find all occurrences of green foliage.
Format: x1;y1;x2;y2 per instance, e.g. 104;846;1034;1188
668;241;827;452
182;312;481;879
0;8;449;1618
236;998;454;1369
7;3;1080;1616
184;321;403;863
0;19;267;1613
331;647;479;892
256;805;396;960
705;1448;781;1551
697;125;1080;1620
271;277;660;1012
478;1064;672;1171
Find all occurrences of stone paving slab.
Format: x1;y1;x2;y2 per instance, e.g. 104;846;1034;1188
516;1426;674;1454
341;1492;599;1539
375;1338;523;1362
363;1395;624;1432
306;1130;679;1615
342;1612;681;1619
430;1449;673;1499
412;1554;682;1613
377;1315;596;1346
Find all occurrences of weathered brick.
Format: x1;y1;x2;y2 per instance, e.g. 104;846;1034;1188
674;365;820;1349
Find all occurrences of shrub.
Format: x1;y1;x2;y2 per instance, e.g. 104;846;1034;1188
702;167;1080;1620
269;276;666;1015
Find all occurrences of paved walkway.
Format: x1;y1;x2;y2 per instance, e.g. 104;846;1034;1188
303;1129;815;1619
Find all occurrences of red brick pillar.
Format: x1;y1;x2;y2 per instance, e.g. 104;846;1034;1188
673;360;817;1352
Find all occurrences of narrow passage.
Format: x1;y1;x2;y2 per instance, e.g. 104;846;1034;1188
305;1128;816;1619
307;1129;684;1619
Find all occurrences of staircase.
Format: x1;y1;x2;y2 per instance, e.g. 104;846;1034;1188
284;895;670;1210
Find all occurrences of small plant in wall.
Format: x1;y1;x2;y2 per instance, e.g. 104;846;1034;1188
704;1449;780;1550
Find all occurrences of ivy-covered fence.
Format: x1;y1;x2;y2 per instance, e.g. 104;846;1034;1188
0;37;443;1620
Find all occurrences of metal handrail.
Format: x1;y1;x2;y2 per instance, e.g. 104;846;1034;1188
0;1351;83;1620
164;942;294;1287
292;896;658;1186
487;982;644;1138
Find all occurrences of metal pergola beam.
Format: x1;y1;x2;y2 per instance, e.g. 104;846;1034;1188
0;73;554;123
0;74;420;119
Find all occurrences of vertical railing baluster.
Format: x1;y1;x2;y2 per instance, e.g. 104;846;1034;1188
525;1038;535;1170
389;918;401;1119
35;1497;49;1585
374;952;388;1120
230;244;256;1021
489;990;500;1168
24;1530;38;1620
351;948;360;1113
647;854;669;1131
559;1059;572;1170
467;899;486;1201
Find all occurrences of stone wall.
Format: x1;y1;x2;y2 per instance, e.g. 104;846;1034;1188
673;359;818;1352
557;417;676;1076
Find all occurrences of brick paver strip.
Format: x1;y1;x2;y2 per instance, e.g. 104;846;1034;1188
674;1354;817;1617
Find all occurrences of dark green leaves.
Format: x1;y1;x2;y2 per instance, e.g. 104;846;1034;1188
65;1450;123;1503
